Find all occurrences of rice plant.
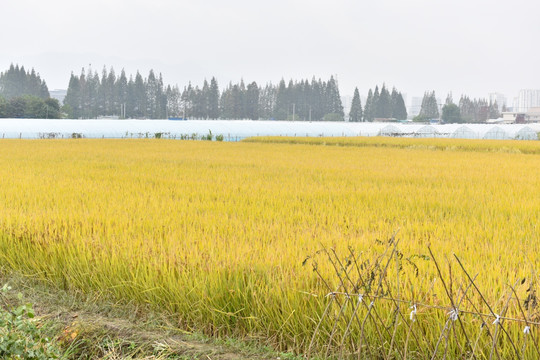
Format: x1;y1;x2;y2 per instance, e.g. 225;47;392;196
0;138;538;357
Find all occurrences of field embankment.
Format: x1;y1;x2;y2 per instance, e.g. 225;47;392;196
243;135;540;154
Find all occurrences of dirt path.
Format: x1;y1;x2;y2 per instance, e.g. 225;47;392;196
1;272;287;360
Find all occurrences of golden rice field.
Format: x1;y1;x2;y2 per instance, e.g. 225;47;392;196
0;138;539;357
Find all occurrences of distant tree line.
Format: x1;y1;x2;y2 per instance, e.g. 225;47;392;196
64;67;168;119
63;67;346;120
0;64;61;118
0;64;50;99
457;95;500;123
348;84;407;122
1;64;505;123
0;96;61;119
416;91;501;123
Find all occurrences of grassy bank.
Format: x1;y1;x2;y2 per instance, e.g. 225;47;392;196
0;270;297;359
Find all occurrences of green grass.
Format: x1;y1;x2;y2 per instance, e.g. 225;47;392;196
0;269;301;360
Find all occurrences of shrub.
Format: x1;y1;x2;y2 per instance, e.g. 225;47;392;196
0;284;61;359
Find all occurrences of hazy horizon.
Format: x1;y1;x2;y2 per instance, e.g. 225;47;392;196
2;0;539;101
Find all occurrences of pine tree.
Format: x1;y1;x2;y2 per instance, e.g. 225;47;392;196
391;89;407;120
106;67;117;115
245;81;259;120
165;85;181;118
372;86;380;119
348;87;362;122
311;78;323;121
64;72;82;118
208;77;220;119
133;71;146;118
324;76;344;120
0;64;50;100
445;92;453;105
363;89;373;122
117;69;128;118
99;66;109;116
274;79;288;120
489;100;500;119
201;79;210;119
459;95;477;122
377;84;392;119
258;83;276;120
418;91;439;120
146;70;160;118
86;69;100;119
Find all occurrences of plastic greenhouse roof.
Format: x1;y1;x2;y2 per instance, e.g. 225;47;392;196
0;119;538;140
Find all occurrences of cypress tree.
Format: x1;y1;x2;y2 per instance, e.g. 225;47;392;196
372;86;380;119
348;87;362;122
208;77;220;119
64;73;81;118
117;69;128;118
377;84;392;119
419;91;439;120
364;89;373;122
0;64;50;100
274;79;288;120
245;81;260;120
133;71;146;118
391;89;407;120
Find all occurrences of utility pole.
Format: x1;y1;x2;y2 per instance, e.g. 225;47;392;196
292;103;295;121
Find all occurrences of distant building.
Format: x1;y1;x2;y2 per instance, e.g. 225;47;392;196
488;92;507;111
501;112;527;124
514;89;540;112
50;89;67;104
526;107;540;122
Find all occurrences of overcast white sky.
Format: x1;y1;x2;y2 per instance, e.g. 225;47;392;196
1;0;539;103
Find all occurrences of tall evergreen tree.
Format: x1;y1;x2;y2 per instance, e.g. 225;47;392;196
133;71;147;118
116;69;128;118
208;77;220;119
274;79;289;120
324;76;344;120
372;86;380;120
445;92;453;105
165;85;181;117
201;79;210;119
391;89;407;120
146;70;160;118
86;69;100;118
418;91;439;120
63;72;82;118
311;78;324;121
363;89;374;122
348;87;362;122
245;81;260;120
0;64;50;100
377;84;392;119
258;83;276;120
488;100;500;119
106;67;117;115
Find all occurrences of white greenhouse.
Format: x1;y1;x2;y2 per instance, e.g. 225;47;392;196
398;125;439;138
379;124;402;137
481;126;509;140
0;119;538;141
505;125;538;140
